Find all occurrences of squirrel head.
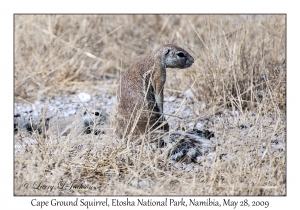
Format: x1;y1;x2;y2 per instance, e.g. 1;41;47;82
160;44;194;69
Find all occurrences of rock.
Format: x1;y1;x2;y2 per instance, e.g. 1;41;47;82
78;92;91;102
167;96;176;102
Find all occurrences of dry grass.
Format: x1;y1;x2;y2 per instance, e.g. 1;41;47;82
14;14;286;195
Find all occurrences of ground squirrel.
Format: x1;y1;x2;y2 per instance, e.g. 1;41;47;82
115;44;194;138
15;44;212;163
47;109;108;136
15;109;107;137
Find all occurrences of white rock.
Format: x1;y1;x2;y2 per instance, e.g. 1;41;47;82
68;110;76;116
138;180;154;188
32;112;39;118
187;122;194;128
184;88;196;102
167;96;176;102
185;164;193;171
24;105;32;112
55;100;61;106
195;122;204;130
78;92;91;102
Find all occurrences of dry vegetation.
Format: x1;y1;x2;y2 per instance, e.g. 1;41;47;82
14;15;286;195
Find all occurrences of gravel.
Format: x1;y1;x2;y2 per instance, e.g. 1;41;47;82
14;91;116;134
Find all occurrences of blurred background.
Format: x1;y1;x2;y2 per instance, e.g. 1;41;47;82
14;15;285;112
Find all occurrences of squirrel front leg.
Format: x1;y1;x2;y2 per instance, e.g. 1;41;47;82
154;87;163;116
152;76;169;131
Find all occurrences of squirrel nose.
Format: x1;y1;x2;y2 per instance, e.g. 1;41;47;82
190;56;194;63
185;58;194;67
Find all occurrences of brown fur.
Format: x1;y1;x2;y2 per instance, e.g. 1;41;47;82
115;44;194;138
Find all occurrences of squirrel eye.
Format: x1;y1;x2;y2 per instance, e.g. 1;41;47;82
165;49;170;55
177;52;185;57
